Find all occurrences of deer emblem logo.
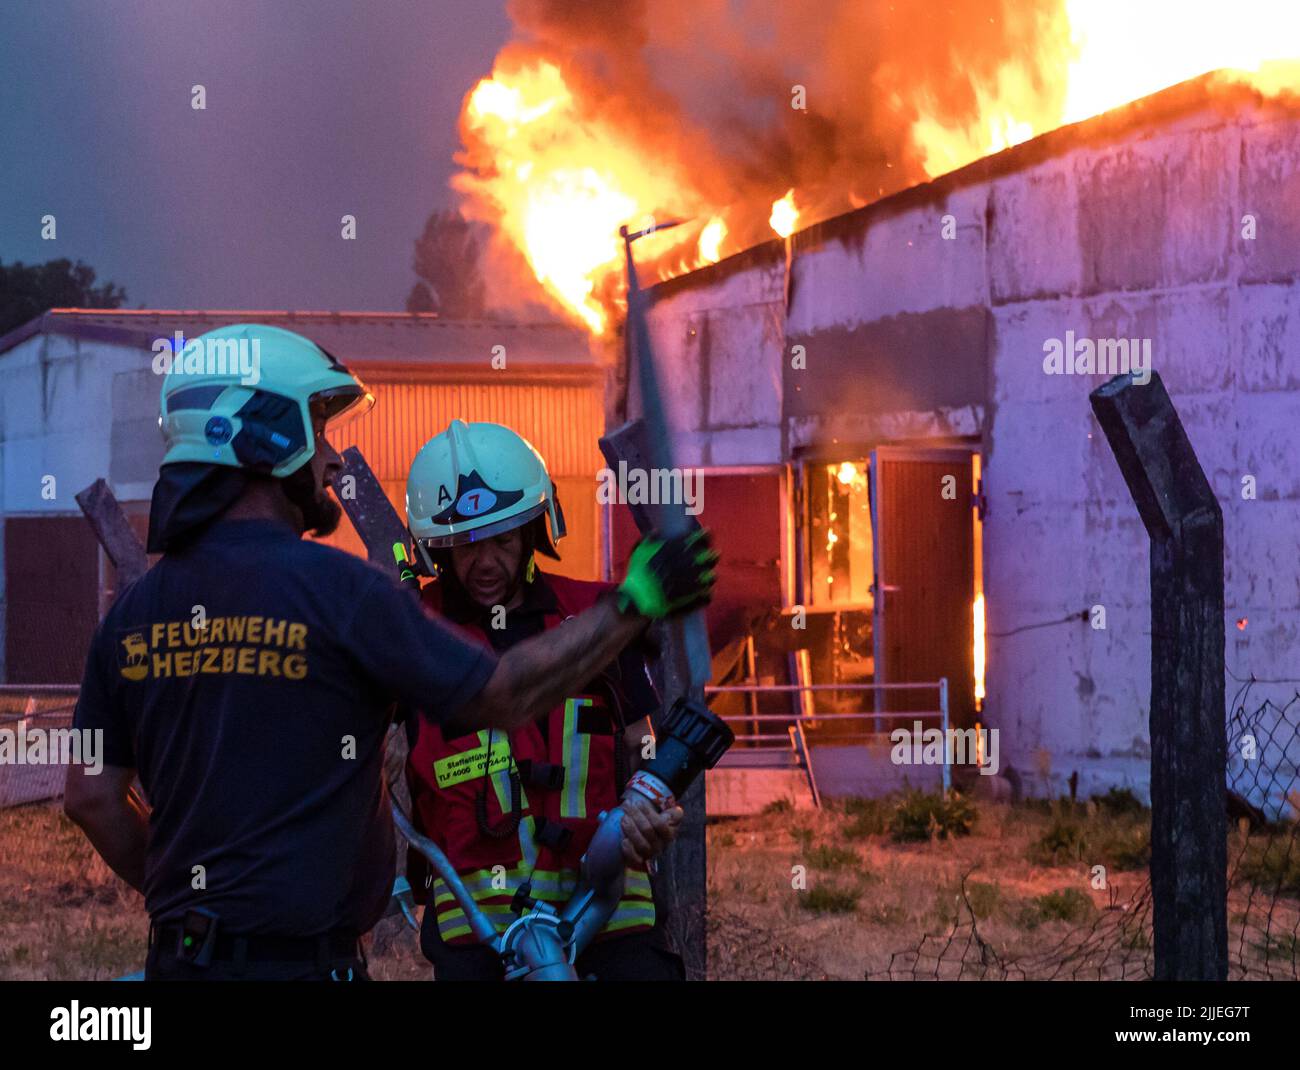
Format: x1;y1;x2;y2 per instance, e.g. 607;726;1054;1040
119;632;149;681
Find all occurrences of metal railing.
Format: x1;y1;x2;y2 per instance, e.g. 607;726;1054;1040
705;678;951;794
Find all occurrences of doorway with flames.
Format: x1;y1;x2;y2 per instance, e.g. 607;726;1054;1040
704;445;985;800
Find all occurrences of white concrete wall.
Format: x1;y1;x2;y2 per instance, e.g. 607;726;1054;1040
0;333;162;513
643;96;1300;811
985;105;1300;811
0;333;162;679
642;251;787;467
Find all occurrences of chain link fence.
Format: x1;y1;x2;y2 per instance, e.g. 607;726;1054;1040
875;675;1300;980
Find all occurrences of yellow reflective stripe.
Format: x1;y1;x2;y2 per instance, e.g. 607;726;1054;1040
473;730;528;815
436;903;520;938
601;901;657;933
437;890;655;938
625;870;653;896
601;915;655;935
561;698;591;818
431;869;569;903
517;813;539;871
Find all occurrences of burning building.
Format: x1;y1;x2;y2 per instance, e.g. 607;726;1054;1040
441;4;1300;804
604;73;1300;804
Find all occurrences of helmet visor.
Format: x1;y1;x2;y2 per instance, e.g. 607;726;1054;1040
416;501;548;550
312;383;374;427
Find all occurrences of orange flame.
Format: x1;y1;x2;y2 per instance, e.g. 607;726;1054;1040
769;189;799;238
913;1;1300;177
455;60;717;334
458;5;1300;336
698;217;727;264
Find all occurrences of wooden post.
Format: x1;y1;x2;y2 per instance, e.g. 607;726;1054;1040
600;418;710;980
76;479;149;595
1090;370;1227;981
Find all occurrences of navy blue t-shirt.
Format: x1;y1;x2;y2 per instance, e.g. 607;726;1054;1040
73;518;497;938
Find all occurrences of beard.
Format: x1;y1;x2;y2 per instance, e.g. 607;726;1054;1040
302;488;342;537
283;464;342;537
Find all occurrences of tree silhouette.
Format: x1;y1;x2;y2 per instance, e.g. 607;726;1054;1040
406;209;486;319
0;258;128;337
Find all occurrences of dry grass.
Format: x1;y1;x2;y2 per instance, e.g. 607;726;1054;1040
705;793;1153;980
10;792;1289;981
0;802;146;980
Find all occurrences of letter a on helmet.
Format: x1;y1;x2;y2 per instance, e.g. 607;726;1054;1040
406;420;565;574
158;323;373;478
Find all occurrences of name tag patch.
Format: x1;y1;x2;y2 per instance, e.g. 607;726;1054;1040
434;738;512;788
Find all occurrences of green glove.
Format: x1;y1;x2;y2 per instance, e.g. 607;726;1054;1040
617;528;718;619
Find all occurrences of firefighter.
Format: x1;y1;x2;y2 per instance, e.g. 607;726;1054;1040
403;420;698;980
64;325;716;981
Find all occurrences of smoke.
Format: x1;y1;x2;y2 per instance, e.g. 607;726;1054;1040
456;0;1069;321
502;0;1066;231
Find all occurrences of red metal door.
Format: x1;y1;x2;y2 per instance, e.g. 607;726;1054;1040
870;448;977;729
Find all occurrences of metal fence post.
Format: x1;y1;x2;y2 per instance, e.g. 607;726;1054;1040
939;677;950;797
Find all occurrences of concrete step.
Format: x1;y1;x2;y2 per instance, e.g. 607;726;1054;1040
706;766;816;815
717;748;803;769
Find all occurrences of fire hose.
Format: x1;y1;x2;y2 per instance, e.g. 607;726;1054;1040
389;691;733;981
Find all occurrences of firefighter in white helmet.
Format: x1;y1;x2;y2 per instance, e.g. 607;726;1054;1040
403;420;701;980
65;326;716;981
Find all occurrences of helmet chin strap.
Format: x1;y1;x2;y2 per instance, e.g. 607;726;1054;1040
500;526;538;607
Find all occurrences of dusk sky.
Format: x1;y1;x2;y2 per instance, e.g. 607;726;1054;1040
0;0;512;312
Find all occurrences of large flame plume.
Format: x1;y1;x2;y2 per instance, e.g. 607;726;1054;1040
453;0;1300;334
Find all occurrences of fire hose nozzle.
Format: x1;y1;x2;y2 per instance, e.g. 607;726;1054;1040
639;696;735;800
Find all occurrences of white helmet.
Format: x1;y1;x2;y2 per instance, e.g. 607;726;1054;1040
159;323;372;477
406;420;565;574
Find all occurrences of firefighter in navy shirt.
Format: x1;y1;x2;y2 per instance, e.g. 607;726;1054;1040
65;324;717;981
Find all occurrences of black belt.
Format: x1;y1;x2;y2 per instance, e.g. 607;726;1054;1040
150;921;361;965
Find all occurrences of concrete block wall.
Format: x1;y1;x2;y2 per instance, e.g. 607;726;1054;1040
783;184;990;450
984;103;1300;810
641;91;1300;808
642;249;787;467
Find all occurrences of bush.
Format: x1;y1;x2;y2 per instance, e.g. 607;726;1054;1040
761;798;794;816
965;881;1003;920
889;790;977;843
1017;888;1094;929
1235;840;1300;896
841;798;890;839
806;844;859;870
798;885;859;914
1094;822;1150;871
863;900;909;925
1091;787;1147;817
934;879;1002;926
1028;814;1089;865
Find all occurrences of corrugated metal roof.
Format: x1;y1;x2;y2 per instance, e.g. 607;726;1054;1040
0;308;597;367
